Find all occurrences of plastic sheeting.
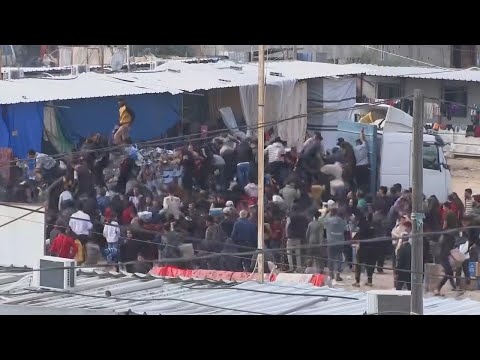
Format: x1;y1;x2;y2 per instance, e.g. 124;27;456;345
150;265;327;286
54;93;182;145
0;103;44;158
307;77;356;151
43;104;75;154
276;81;308;151
239;80;307;149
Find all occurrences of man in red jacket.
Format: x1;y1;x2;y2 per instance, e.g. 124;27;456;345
50;228;78;259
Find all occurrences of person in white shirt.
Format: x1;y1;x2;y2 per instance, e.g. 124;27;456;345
28;149;58;185
103;214;121;263
465;188;474;216
58;185;73;211
244;181;259;198
69;203;93;244
162;189;182;219
265;137;286;186
129;187;141;210
353;128;370;190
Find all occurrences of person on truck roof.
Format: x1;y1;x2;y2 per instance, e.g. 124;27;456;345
353;128;370;191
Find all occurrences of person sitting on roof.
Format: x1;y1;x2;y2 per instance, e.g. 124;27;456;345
113;98;135;146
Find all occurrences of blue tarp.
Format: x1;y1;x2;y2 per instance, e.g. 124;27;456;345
0;103;44;158
54;94;182;145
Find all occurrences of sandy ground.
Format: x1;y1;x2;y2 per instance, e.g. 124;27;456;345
336;156;480;302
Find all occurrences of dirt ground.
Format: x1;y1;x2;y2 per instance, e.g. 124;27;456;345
337;156;480;302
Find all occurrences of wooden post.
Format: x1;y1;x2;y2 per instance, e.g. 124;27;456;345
411;89;425;315
257;45;266;282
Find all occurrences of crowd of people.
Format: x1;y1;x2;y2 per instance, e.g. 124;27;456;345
7;98;479;295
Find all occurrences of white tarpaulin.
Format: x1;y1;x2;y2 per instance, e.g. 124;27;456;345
307;77;356;150
276;81;308;151
219;107;246;140
239;79;307;149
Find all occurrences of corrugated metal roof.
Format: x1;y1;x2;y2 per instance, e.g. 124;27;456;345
0;271;479;315
0;72;183;105
351;63;480;82
0;60;363;105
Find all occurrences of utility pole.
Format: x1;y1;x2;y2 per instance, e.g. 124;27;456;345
126;45;131;72
0;46;3;80
100;45;104;73
411;89;424;315
257;44;266;282
292;45;297;60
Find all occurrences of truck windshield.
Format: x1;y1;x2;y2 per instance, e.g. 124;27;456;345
423;143;440;170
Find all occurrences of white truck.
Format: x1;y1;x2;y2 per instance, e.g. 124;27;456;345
338;103;452;202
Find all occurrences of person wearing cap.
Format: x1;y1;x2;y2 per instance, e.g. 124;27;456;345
220;207;236;238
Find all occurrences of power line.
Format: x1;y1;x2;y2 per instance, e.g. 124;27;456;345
0;95;412;171
360;45;449;69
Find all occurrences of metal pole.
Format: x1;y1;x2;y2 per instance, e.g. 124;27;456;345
411;89;424;315
257;45;266;282
0;46;3;80
126;45;131;72
100;45;104;73
293;45;297;60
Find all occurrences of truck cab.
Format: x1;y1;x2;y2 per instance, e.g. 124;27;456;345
338;103;452;202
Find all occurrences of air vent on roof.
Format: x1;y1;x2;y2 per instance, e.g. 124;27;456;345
33;256;77;290
149;60;165;70
230;65;243;70
4;69;24;80
270;72;283;77
167;69;181;73
71;65;89;76
366;290;411;315
219;79;231;83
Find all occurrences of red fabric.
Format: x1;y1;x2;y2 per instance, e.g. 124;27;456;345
104;208;113;223
40;45;48;58
150;266;328;287
475;125;480;138
50;234;78;259
121;206;135;225
309;274;327;287
247;197;257;207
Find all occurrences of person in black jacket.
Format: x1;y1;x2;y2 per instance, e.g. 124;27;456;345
235;138;254;187
395;235;412;290
434;232;458;295
353;214;378;287
286;206;309;272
